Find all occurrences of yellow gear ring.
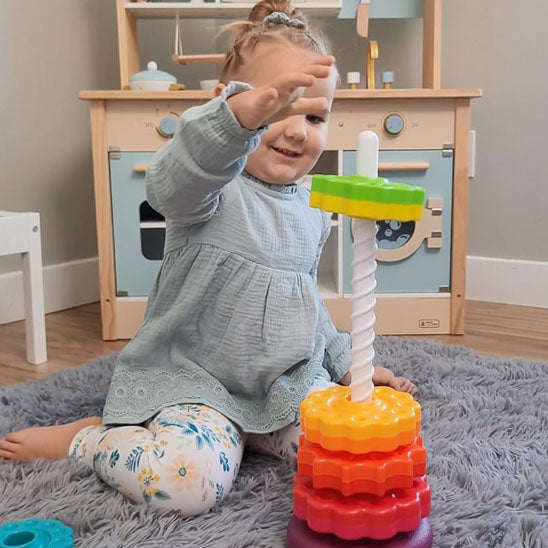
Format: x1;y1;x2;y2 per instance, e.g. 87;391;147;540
300;385;421;454
309;193;423;222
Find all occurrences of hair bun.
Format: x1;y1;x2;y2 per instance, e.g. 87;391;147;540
218;0;331;85
248;0;302;23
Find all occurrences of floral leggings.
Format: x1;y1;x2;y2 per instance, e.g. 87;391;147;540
69;378;335;515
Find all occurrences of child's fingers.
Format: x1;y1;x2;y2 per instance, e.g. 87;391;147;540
289;96;329;116
300;56;335;80
302;64;333;80
274;72;316;94
403;379;418;396
309;55;336;68
274;64;332;94
390;377;418;397
0;439;17;453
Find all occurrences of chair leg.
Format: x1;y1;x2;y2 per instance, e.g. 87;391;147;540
22;213;47;364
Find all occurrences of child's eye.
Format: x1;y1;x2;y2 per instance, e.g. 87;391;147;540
306;114;325;125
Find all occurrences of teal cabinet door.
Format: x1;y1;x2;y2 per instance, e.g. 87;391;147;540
342;150;453;294
370;0;423;18
110;152;164;296
340;0;422;19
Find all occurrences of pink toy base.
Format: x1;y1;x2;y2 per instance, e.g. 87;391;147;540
287;516;433;548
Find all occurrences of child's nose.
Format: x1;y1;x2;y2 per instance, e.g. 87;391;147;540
284;115;307;141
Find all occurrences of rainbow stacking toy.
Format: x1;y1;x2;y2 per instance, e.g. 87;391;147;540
287;131;432;548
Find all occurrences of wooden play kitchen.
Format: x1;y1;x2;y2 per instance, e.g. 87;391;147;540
80;0;480;341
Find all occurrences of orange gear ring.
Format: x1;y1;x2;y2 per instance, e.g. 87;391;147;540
300;385;421;454
297;435;426;496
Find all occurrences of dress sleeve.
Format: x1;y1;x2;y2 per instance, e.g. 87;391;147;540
146;82;267;227
311;214;351;383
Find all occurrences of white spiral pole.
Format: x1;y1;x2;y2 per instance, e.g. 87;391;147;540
350;131;379;403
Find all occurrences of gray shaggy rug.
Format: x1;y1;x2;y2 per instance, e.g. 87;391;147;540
0;337;546;548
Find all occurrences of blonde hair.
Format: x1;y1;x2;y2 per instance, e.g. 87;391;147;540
219;0;333;84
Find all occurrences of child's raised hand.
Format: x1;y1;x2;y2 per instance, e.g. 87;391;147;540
227;55;335;130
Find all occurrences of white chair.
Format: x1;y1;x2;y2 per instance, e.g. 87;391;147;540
0;211;47;364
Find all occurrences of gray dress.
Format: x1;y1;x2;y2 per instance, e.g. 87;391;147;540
102;82;350;433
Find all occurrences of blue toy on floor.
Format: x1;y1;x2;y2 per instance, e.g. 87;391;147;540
0;519;73;548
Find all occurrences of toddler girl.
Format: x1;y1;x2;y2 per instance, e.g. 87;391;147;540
0;0;416;514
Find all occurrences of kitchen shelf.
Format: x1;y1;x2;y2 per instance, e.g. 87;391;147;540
79;89;481;100
124;1;342;19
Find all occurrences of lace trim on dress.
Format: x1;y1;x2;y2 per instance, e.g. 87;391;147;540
103;359;318;432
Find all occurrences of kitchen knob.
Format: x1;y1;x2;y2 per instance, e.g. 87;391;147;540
157;116;177;138
383;114;404;135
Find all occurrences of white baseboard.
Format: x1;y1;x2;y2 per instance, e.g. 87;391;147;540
466;255;548;309
0;257;99;325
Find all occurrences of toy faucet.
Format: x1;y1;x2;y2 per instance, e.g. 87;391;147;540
367;41;378;89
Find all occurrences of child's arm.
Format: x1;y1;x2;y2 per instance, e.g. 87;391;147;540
312;216;352;383
318;304;350;384
146;82;266;227
147;55;334;227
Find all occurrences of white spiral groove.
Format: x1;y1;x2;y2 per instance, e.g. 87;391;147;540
350;219;377;402
349;129;380;403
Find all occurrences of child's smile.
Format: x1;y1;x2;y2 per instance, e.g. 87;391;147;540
271;146;303;159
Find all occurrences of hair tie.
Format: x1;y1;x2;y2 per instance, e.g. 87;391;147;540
263;11;305;29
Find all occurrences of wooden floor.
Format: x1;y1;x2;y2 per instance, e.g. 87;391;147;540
0;300;546;385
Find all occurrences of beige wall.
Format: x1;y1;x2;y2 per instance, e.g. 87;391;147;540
1;0;547;279
443;0;547;261
0;0;119;274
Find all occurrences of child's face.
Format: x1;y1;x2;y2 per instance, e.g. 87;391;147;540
240;41;336;186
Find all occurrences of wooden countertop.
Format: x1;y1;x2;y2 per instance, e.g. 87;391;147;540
79;88;482;100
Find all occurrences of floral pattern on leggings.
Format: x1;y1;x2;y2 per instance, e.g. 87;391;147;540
70;404;244;513
69;377;335;515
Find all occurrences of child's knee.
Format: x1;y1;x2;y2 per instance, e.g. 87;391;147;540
141;454;237;515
